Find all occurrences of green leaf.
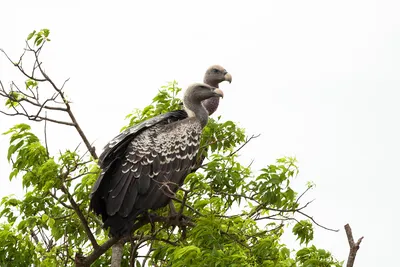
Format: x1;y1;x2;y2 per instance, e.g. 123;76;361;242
42;28;50;37
48;218;55;228
36;37;43;46
41;214;49;223
292;220;314;245
27;30;36;40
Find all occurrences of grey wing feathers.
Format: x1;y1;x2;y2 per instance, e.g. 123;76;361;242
90;110;187;211
99;110;188;167
103;121;202;217
90;116;202;237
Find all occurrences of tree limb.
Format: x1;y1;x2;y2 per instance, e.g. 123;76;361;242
345;224;363;267
60;183;99;249
111;242;124;267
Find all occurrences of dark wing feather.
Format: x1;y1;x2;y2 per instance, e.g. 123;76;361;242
106;171;131;215
119;178;139;216
90;109;187;212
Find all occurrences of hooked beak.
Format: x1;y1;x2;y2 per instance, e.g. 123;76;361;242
224;73;232;83
213;88;224;98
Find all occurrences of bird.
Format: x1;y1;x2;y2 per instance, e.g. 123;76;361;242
90;83;224;237
201;65;232;116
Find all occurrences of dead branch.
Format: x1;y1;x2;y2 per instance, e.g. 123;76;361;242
345;224;364;267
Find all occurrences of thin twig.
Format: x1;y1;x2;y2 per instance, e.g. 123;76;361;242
49;191;73;209
44;111;49;157
296;185;313;203
0;48;47;82
228;134;260;157
0;110;75;126
297;210;339;232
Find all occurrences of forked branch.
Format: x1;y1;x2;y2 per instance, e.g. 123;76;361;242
345;224;363;267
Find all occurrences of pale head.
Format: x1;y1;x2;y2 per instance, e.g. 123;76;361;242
183;83;224;127
203;65;232;87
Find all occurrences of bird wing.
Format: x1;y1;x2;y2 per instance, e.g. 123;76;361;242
90;118;201;220
104;119;201;217
90;110;187;213
98;109;188;168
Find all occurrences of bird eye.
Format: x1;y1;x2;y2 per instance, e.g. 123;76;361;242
212;68;219;73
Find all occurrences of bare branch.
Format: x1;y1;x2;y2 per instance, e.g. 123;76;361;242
32;50;97;159
297;210;339;232
228;134;260;157
345;224;364;267
0;109;75;126
296;185;313;203
21;97;68;111
44;111;49;157
0;48;47;82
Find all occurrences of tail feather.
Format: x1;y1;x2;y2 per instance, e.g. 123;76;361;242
103;212;140;237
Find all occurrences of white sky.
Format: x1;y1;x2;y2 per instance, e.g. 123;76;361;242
1;1;399;266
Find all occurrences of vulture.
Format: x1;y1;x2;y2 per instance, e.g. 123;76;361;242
90;66;230;237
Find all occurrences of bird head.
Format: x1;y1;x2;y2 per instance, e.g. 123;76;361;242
204;65;232;87
184;83;223;106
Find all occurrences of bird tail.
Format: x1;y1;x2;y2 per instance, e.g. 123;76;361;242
103;213;140;237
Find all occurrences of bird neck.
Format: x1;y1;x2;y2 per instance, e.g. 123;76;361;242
202;78;220;116
202;97;220;116
203;78;220;88
184;103;209;128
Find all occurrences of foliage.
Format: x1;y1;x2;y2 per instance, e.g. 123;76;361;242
0;30;342;266
296;246;343;267
292;220;314;245
27;28;51;46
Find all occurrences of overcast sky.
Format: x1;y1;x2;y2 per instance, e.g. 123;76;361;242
1;1;399;266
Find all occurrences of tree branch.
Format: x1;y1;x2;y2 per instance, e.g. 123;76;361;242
32;51;97;159
111;242;124;267
345;224;363;267
60;183;99;249
0;109;75;126
297;210;339;232
0;48;47;82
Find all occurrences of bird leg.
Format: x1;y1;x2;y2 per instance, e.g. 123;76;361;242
168;200;191;226
168;201;180;227
169;201;178;216
143;211;156;233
